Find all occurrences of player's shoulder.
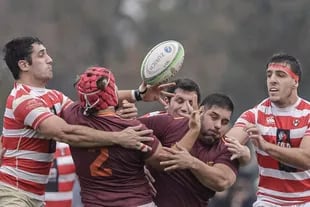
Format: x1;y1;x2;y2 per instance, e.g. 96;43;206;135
13;83;31;98
255;98;271;108
11;85;41;109
141;111;186;120
141;111;168;118
244;98;270;114
47;88;67;99
63;101;80;113
297;97;310;109
140;111;172;122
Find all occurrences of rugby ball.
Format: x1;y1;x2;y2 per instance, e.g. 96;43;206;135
140;40;185;85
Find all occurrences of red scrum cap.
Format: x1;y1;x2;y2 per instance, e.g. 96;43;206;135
76;66;118;115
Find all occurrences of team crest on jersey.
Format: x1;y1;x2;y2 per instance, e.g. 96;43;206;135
293;119;300;127
266;116;275;125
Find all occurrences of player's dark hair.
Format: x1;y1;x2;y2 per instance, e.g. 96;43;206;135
3;36;43;80
166;78;201;103
266;53;302;83
200;93;234;113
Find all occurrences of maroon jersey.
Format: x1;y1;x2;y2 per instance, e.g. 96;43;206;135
62;103;159;207
139;112;239;207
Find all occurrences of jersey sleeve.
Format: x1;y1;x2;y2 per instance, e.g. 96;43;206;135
138;115;170;142
234;108;256;128
53;90;73;114
12;94;54;129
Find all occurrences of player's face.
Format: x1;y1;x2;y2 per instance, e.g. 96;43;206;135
198;105;231;145
166;88;197;117
266;64;297;107
27;43;53;86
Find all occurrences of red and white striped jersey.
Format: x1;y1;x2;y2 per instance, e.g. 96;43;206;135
235;97;310;206
0;83;72;201
45;142;76;207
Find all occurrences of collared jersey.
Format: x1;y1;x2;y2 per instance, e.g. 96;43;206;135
235;97;310;206
139;111;239;207
0;83;72;200
63;102;160;207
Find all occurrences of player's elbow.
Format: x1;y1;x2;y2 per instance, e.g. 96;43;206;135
214;176;236;192
213;179;233;192
52;124;79;143
39;122;74;143
38;116;71;138
51;131;69;143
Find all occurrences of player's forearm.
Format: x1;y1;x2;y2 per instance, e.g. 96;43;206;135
58;139;108;147
190;158;233;192
225;126;249;145
265;144;310;170
55;125;118;147
173;128;200;151
38;115;118;146
118;90;136;103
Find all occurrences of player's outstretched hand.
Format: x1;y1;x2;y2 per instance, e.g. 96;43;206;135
178;94;202;131
224;136;250;160
139;81;175;105
244;124;268;151
117;124;154;152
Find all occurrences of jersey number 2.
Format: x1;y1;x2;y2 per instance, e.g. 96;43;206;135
90;148;112;176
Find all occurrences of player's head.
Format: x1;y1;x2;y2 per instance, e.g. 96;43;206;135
3;36;52;81
75;66;118;115
266;53;302;107
199;93;234;145
165;78;201;117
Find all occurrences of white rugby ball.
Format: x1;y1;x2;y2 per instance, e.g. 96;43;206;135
140;40;185;85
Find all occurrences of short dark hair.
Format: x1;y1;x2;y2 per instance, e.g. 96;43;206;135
200;93;234;113
3;36;43;80
266;53;302;83
166;78;201;103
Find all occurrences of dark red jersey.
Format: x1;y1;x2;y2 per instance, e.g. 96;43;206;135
139;112;239;207
62;102;159;207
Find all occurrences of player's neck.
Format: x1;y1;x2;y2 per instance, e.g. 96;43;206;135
272;91;299;108
17;75;47;88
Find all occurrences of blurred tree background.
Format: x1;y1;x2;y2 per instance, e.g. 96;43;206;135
0;1;310;206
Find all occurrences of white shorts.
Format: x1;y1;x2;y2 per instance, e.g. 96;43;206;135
0;184;44;207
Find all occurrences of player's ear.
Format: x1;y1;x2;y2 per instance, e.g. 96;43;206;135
18;60;29;71
292;79;299;89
